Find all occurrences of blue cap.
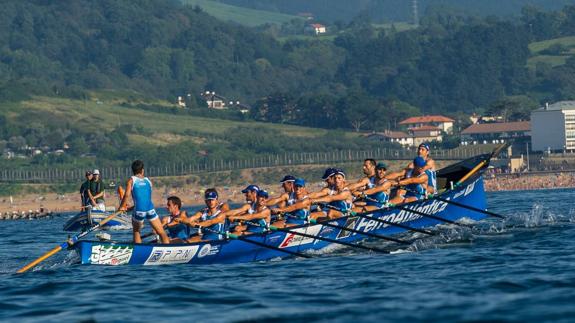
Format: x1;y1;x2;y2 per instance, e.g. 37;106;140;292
280;175;296;183
414;157;426;168
322;168;337;180
419;143;430;151
294;178;306;187
204;191;218;200
257;190;269;198
376;162;388;170
241;184;260;193
335;169;346;178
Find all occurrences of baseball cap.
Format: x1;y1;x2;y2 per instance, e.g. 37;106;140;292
414;157;426;168
321;168;337;180
335;169;346;178
85;170;92;176
205;191;218;200
418;143;430;151
257;190;269;198
294;178;306;187
93;169;100;175
279;175;296;183
241;184;260;193
376;162;388;170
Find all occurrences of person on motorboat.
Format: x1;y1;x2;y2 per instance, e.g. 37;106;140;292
79;170;93;209
228;190;271;235
271;178;311;226
183;188;230;243
389;157;429;204
119;160;170;244
266;175;296;208
352;162;392;212
89;169;106;211
161;196;189;243
387;143;437;195
310;170;354;220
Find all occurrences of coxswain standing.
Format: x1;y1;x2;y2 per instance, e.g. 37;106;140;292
119;160;170;244
183;188;230;243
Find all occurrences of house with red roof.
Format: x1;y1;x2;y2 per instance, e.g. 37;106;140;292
305;23;326;35
364;126;443;147
399;115;455;134
461;121;530;145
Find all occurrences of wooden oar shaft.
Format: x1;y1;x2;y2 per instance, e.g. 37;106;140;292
17;245;64;274
356;197;435;235
456;160;487;186
310;218;410;245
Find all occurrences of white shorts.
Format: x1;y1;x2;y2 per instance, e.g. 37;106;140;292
132;209;159;223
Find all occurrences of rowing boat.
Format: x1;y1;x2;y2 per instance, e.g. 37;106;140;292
73;153;493;266
63;209;132;232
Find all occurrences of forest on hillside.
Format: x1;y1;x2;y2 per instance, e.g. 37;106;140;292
2;0;575;161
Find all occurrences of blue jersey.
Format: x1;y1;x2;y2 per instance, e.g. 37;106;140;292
328;188;353;212
404;170;427;200
425;169;437;193
245;203;268;233
366;179;389;208
131;176;154;212
286;192;296;206
200;207;225;241
285;195;310;225
166;215;189;240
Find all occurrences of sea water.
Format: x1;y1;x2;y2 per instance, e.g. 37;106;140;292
1;189;575;322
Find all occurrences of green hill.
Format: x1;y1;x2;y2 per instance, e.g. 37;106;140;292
180;0;302;26
528;36;575;68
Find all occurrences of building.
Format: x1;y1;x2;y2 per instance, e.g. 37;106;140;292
531;101;575;152
460;121;530;145
364;127;442;147
305;23;326;35
201;91;227;109
398;115;455;134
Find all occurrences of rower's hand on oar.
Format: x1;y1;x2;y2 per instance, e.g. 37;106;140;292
271;208;282;215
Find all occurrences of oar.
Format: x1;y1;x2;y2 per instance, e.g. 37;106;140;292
312;205;411;244
353;196;435;235
390;203;470;227
247;219;391;254
431;196;505;219
455;143;508;187
200;226;311;259
17;210;125;273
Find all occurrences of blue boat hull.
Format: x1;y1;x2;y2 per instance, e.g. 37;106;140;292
63;210;132;232
75;175;487;266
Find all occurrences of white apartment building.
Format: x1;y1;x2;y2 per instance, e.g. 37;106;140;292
531;101;575;152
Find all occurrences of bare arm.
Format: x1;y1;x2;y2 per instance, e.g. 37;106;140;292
399;173;428;186
274;198;311;214
230;209;271;222
307;187;330;199
346;177;370;192
312;190;352;205
195;212;226;227
118;178;133;211
266;193;288;207
220;204;251;217
360;181;392;196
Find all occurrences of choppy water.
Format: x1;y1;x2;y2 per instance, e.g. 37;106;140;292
1;189;575;322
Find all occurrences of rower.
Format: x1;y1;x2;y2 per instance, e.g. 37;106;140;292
220;184;260;234
228;190;271;235
161;196;189;243
308;167;337;199
266;175;296;208
346;158;377;193
389;157;429;204
184;188;230;243
271;178;311;226
353;162;392;212
387;143;437;195
118;160;170;244
310;170;353;220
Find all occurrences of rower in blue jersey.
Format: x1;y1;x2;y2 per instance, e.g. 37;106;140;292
220;184;260;234
310;169;354;220
228;190;271;235
119;160;170;244
352;162;392;212
184;188;230;242
386;143;437;195
347;158;378;193
389;157;429;204
266;175;296;208
161;196;189;243
271;178;311;226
